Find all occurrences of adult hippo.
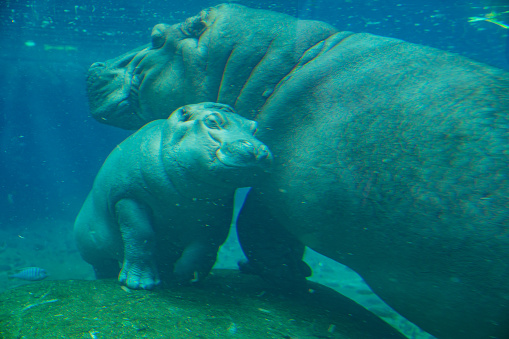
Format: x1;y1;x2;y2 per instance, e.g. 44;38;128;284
74;102;272;289
85;4;509;339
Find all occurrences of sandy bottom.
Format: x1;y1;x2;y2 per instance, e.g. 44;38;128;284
0;217;434;339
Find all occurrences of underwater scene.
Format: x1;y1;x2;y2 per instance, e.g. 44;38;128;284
1;0;508;338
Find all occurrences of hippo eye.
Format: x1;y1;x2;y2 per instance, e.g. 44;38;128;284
204;113;225;129
151;24;168;49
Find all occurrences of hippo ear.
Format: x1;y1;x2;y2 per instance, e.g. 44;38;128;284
250;121;258;135
180;9;209;38
175;107;191;122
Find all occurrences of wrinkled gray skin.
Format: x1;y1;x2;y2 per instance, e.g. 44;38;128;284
74;102;272;290
86;4;509;338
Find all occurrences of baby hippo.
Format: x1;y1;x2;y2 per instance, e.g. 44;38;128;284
74;102;272;289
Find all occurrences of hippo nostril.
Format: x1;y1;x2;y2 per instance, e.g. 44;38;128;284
256;145;272;162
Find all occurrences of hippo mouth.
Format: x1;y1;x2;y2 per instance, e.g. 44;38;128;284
207;134;241;168
207;132;249;168
212;135;272;169
216;148;248;167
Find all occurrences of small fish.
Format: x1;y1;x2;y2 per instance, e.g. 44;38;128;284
9;267;49;281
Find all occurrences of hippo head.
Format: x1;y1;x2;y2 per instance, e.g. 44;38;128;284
162;102;272;191
86;9;219;130
86;4;336;130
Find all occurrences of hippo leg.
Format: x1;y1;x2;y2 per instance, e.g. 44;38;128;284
115;199;160;290
172;241;219;284
93;259;120;279
237;189;311;290
171;206;233;285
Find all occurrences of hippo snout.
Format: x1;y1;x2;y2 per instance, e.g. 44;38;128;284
255;144;272;162
217;140;273;168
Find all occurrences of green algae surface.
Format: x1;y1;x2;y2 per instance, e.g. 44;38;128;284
0;269;405;338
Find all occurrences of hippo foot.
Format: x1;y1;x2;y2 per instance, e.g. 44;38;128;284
118;261;160;290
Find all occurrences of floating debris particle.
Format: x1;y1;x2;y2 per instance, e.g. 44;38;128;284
191;271;199;283
227;322;237;334
43;44;78;52
21;299;58;312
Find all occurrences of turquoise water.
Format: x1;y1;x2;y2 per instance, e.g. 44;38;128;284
1;1;508;338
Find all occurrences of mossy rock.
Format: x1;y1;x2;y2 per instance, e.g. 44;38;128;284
0;269;405;338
